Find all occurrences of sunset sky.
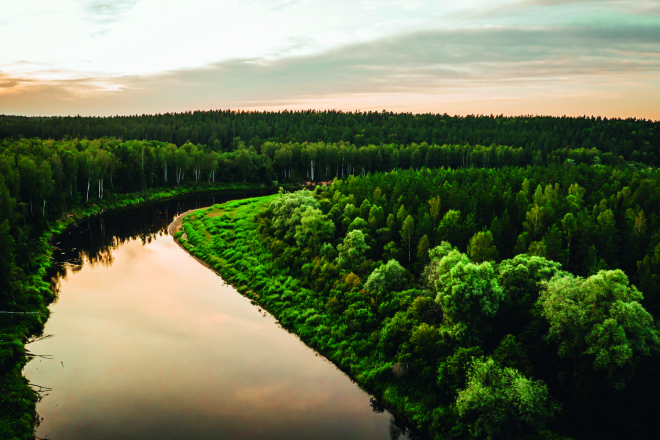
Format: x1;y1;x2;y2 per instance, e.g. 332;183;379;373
1;0;659;118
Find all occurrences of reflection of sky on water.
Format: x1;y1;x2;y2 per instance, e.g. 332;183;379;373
25;196;413;439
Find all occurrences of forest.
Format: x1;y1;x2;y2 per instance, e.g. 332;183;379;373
179;165;660;439
2;111;660;166
1;111;660;439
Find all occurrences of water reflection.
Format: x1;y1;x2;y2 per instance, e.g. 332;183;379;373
49;191;272;296
27;191;422;440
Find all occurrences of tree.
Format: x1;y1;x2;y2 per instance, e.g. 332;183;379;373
457;357;560;439
382;241;402;262
498;254;563;305
438;346;484;397
396;204;408;225
417;235;430;264
173;146;192;185
368;205;384;230
401;215;415;261
528;239;546;257
359;199;371;220
492;334;533;376
429;196;441;227
434;249;504;344
337;230;371;271
18;156;38;215
561;213;577;267
437;210;462;246
423;241;456;295
544;224;563;262
467;230;498;263
235;148;254;182
524;204;544;238
538;270;660;388
35;160;54;217
364;259;408;292
294;206;335;254
266;189;320;242
347;217;370;235
319;242;338;260
0;219;15;294
191;147;205;183
410;323;440;359
206;151;219;182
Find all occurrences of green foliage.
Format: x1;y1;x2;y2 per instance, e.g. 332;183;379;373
401;215;415;261
498;254;563;307
438;346;484;397
294;206;335;253
181;180;660;440
3;112;658;169
468;231;499;263
410;323;441;358
337;230;371;272
364;259;408;293
434;249;505;344
457;357;561;440
539;270;660;388
0;219;15;294
492;335;533;377
4;123;660;439
319;242;338;260
264;189;319;242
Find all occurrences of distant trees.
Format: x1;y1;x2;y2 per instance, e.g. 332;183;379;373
2;111;658;167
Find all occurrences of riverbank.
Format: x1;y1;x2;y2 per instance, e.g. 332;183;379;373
1;183;279;440
175;197;433;439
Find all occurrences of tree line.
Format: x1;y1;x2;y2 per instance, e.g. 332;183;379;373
2;110;659;165
0;136;582;230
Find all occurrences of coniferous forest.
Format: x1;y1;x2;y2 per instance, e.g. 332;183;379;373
2;111;660;439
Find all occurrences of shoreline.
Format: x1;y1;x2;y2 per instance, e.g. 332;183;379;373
174;197;429;439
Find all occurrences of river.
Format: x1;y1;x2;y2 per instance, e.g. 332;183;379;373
23;192;415;440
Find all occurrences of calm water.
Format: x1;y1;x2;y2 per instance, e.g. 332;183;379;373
24;192;413;440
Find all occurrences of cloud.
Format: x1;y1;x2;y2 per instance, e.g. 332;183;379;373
238;0;301;13
1;22;659;118
80;0;140;23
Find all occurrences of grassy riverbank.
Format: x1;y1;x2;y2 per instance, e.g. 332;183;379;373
0;182;274;440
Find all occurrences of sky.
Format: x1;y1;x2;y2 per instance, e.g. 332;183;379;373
1;0;659;118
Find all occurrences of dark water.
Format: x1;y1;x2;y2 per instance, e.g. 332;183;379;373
24;192;415;440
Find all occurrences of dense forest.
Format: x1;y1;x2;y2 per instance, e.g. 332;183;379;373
1;111;660;439
179;165;660;439
2;111;659;165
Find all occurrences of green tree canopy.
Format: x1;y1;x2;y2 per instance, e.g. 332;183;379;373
337;230;371;272
294;206;335;253
364;259;408;293
467;230;499;263
457;357;560;440
539;270;660;388
433;248;504;344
